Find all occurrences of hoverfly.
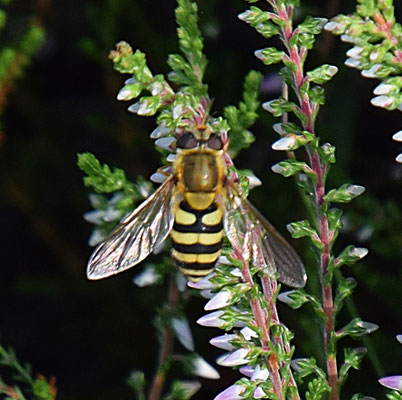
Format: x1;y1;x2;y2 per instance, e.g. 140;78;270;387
87;125;306;287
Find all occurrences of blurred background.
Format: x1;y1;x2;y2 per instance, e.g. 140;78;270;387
1;0;401;399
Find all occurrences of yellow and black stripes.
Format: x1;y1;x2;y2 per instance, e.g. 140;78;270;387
171;200;224;281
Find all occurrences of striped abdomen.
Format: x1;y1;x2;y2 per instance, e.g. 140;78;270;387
171;200;224;281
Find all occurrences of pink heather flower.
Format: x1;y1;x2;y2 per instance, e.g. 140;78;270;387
379;376;402;391
214;383;246;400
217;348;250;367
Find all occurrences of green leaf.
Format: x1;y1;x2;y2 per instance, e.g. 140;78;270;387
288;220;317;238
324;183;365;204
77;153;129;194
319;142;336;163
307;64;338;84
305;377;331;400
299;16;327;35
337;318;379;339
339;347;367;386
271;159;309;177
335;245;369;267
32;378;54;400
225;70;262;157
334;277;357;310
263;98;296;117
255;46;284;65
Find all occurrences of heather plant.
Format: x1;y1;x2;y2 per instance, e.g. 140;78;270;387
77;0;401;399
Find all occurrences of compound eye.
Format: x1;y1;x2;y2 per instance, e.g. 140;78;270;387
207;134;223;150
176;132;198;149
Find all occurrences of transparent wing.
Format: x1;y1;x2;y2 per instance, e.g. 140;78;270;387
87;176;175;280
224;180;306;288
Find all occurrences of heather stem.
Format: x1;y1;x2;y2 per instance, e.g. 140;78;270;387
148;277;179;400
234;248;285;400
270;1;340;397
261;277;301;400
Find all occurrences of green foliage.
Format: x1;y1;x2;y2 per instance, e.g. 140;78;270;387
339;347;367;387
224;70;262;157
387;391;402;400
0;345;55;400
325;0;402;111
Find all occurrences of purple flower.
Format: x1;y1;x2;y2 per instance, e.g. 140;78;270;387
379;376;402;392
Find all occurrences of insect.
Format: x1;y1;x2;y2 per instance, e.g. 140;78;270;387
87;125;306;287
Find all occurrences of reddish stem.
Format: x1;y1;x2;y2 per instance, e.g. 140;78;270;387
234;249;285;400
373;12;397;45
270;2;340;398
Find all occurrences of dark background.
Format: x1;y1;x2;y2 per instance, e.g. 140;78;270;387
1;0;401;399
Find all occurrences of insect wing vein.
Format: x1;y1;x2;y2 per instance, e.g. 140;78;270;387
87;176;175;279
224;180;306;288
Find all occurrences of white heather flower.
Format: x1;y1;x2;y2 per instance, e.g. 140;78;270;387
128;102;140;113
240;326;258;340
150;81;163;96
150;123;171;139
166;153;177;162
84;209;106;225
200;289;214;299
324;21;341;32
272;136;296;151
272;123;285;135
290;358;307;373
173;104;184;119
214;383;246;400
392;130;402;142
171;317;194;351
155;137;175;151
356;320;379;334
369;50;380;62
197;311;226;328
239;365;254;377
361;64;382;78
251;364;269;381
396;153;402;163
397;334;402;344
253;387;266;399
217;255;232;265
374;83;396;95
262;100;275;113
132;266;160;288
356;225;374;242
117;87;133;101
345;58;361;69
88;228;105;246
210;334;237;351
124;77;137;85
254;49;265;61
205;290;232;311
346;184;365;196
217;348;250;367
340;34;359;44
327;65;339;76
229;268;243;277
371;95;394;108
175;273;187;292
187;273;217;289
237;10;252;22
271;163;285;174
192;356;220;379
150;172;167;183
346;46;363;59
278;290;296;306
350;247;369;259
